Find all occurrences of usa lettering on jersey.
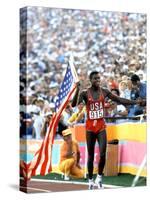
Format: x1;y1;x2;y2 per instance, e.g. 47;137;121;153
89;102;103;119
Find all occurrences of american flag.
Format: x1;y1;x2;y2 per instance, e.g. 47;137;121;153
20;57;79;181
55;64;74;111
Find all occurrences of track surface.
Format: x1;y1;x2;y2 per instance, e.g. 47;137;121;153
20;179;111;193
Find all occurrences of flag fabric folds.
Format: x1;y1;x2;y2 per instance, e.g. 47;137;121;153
55;64;74;111
20;60;78;180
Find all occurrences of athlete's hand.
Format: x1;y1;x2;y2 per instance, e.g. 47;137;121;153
136;99;146;107
140;99;146;107
76;81;81;90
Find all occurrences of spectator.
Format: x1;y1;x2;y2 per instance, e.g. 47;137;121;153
68;102;86;125
20;8;146;104
59;129;84;180
56;116;68;138
129;74;146;116
110;89;128;123
31;106;43;139
126;79;132;98
131;74;146;99
34;97;49;115
20;113;35;139
40;111;53;138
61;104;73;126
108;76;118;90
119;81;131;99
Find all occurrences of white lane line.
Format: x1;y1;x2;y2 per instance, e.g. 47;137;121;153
20;185;52;193
30;178;122;188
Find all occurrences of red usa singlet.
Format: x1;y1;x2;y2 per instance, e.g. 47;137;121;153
86;88;106;133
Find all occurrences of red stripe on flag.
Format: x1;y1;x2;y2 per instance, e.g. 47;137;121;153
39;115;57;175
47;84;77;173
40;133;51;175
31;114;57;176
31;144;44;176
21;84;77;180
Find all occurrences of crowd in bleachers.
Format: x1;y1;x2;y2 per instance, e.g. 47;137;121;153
20;7;146;139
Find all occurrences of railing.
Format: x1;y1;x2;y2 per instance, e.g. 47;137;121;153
104;114;146;123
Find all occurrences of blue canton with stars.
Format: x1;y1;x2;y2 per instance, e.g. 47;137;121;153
55;65;74;111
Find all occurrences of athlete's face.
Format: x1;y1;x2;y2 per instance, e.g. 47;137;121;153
91;73;101;87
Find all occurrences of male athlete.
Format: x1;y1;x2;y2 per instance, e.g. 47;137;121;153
72;71;146;189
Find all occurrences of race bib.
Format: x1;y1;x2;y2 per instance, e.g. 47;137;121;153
89;110;103;119
89;102;104;119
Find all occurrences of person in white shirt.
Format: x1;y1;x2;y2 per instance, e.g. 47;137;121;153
31;106;44;139
110;89;128;123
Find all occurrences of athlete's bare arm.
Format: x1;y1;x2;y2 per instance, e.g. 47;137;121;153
72;82;87;107
102;87;146;106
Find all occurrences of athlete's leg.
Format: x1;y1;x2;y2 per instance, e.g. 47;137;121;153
97;129;107;175
95;129;107;188
86;131;96;179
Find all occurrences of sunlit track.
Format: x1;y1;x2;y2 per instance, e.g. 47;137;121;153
20;178;121;193
20;185;52;193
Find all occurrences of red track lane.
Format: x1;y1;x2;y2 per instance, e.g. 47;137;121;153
20;179;109;193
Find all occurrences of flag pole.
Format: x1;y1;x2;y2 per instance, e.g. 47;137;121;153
69;53;88;177
21;56;79;180
69;52;79;83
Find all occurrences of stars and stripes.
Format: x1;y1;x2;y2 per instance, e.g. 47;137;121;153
55;65;74;111
20;57;79;181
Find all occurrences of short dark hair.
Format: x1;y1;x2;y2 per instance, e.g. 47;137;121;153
131;74;140;82
89;71;99;80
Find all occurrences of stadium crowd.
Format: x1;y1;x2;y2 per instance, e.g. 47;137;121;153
20;7;146;139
